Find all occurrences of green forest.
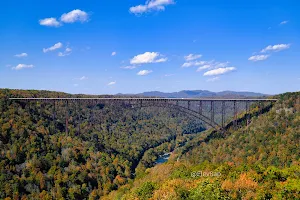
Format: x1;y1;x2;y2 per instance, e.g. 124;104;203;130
0;89;299;199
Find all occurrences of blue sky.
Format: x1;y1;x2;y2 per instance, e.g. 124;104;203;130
0;0;299;95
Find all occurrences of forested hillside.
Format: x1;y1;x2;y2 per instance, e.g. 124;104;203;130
0;89;204;199
0;89;299;199
107;92;300;200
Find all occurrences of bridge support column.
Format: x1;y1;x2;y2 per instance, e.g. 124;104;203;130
222;101;225;128
89;101;93;127
52;100;56;134
246;101;250;127
65;100;69;135
234;101;237;129
77;101;81;135
211;101;214;124
199;101;202;115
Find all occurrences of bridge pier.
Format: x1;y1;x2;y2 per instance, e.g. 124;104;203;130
246;101;250;127
222;101;225;128
52;100;56;134
65;100;69;135
78;101;82;135
233;101;237;129
199;101;202;115
211;101;214;123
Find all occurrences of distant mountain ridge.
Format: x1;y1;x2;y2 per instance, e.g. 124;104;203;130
117;90;268;98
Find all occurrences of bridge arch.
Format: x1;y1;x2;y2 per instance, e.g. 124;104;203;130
129;102;221;130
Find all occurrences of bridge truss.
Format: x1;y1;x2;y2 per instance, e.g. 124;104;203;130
9;98;277;133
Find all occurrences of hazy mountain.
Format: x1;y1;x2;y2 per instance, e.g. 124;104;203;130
118;90;267;98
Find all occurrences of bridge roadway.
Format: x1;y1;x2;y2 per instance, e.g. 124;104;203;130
9;98;277;101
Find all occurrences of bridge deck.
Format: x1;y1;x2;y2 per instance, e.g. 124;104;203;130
9;98;278;102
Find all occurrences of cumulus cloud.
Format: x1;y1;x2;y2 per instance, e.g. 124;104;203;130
58;47;72;57
60;9;89;23
155;57;168;63
248;54;270;62
183;60;229;70
15;53;28;58
108;81;116;86
79;76;88;80
111;52;117;56
12;64;34;70
121;66;137;70
39;18;61;27
43;42;63;53
182;60;208;68
130;52;167;64
261;44;290;53
130;0;175;14
203;67;236;76
137;70;153;76
280;20;289;25
184;54;202;61
196;64;212;72
207;77;220;82
130;5;148;14
39;9;89;27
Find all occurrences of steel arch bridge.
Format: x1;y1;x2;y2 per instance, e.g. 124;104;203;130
9;98;277;133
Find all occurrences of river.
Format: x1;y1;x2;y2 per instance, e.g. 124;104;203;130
155;152;171;165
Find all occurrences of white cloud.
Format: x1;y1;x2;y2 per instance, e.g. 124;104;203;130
248;54;270;62
182;60;208;67
111;51;117;56
79;76;88;80
108;81;116;86
43;42;63;53
58;47;72;57
130;52;167;64
130;5;148;14
130;0;175;14
214;62;229;68
196;64;212;71
280;20;289;25
74;84;79;87
15;53;28;58
121;66;137;70
261;44;290;53
137;70;153;76
39;18;61;27
182;60;228;70
207;77;220;82
155;57;168;63
60;9;89;23
184;54;202;61
12;64;34;70
203;67;236;76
